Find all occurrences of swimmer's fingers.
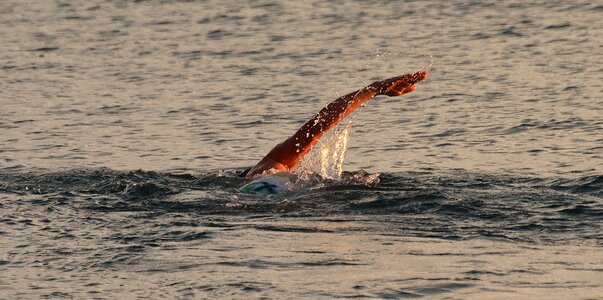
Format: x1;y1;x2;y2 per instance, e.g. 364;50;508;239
384;84;416;97
372;70;428;97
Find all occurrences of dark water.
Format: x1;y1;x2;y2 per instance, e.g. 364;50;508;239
1;0;602;298
1;168;601;298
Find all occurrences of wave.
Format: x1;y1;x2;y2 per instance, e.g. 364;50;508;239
1;167;600;244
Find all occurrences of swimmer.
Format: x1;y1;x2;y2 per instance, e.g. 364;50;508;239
241;70;428;194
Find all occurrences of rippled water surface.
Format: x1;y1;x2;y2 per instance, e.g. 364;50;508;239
1;0;602;298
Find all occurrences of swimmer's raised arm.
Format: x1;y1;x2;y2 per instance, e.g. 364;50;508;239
245;70;428;177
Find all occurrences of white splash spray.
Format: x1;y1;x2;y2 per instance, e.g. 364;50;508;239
319;121;351;179
295;117;355;181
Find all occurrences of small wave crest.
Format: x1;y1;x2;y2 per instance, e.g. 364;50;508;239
1;167;600;243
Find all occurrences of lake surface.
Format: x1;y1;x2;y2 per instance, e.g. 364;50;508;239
1;0;602;298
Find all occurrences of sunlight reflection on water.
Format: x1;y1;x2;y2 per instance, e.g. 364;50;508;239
1;0;602;298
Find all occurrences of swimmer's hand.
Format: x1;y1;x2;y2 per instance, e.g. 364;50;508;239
371;70;428;97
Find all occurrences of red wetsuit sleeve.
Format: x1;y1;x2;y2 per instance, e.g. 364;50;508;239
246;70;427;177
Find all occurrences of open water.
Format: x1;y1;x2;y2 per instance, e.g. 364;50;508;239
1;0;602;298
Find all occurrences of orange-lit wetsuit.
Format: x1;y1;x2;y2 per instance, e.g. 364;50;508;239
244;70;428;178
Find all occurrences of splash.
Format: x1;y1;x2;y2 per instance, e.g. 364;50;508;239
295;118;354;181
362;48;434;81
292;48;433;181
320;120;351;179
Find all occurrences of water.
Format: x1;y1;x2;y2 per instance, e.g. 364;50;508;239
1;0;602;298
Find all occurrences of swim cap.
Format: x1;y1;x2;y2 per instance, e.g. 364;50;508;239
240;176;290;194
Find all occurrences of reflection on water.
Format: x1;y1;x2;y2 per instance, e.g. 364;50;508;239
1;0;601;177
1;0;602;298
1;168;601;298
